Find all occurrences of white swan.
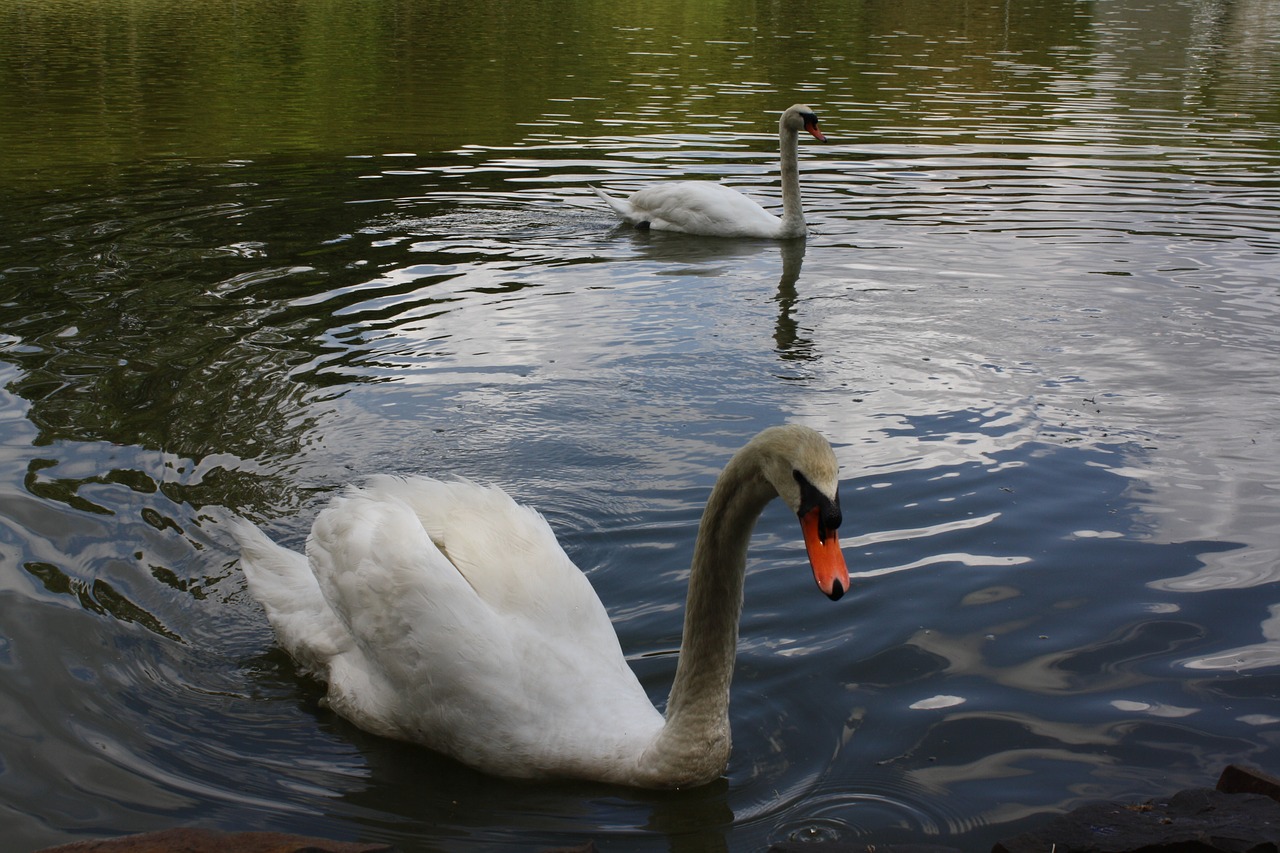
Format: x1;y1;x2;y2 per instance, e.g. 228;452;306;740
592;104;827;239
230;424;849;788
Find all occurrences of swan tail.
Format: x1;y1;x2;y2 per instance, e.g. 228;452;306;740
590;185;641;224
229;517;350;677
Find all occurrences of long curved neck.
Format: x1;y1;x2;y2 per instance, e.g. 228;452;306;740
777;120;806;235
644;451;776;785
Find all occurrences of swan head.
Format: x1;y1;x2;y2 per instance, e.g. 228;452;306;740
748;425;849;600
781;104;827;142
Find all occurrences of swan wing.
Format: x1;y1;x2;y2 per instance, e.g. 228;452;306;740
303;478;662;776
353;476;612;632
627;182;783;238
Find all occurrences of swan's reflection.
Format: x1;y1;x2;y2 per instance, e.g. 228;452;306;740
334;726;735;852
772;238;814;361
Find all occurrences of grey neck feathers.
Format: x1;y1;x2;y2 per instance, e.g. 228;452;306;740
646;451;776;783
777;121;805;234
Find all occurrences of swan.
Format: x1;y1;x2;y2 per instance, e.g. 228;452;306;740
230;424;849;788
591;104;827;239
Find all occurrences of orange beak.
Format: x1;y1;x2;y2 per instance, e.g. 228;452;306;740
804;119;827;142
800;507;849;601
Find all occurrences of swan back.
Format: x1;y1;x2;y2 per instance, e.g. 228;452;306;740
624;182;788;238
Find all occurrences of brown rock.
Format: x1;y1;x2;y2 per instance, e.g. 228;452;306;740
36;826;394;853
992;787;1280;853
1218;763;1280;803
762;840;962;845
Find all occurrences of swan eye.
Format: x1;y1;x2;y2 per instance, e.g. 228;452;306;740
794;470;842;536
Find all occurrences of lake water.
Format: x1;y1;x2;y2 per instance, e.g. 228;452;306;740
2;1;1279;851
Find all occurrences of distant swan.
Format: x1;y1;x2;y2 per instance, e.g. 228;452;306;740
592;104;827;239
231;424;849;788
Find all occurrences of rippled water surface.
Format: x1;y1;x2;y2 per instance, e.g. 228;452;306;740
2;1;1279;851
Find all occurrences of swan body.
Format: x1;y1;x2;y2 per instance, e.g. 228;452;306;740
593;104;826;239
232;424;849;788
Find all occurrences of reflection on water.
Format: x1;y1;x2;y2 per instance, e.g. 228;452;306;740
2;0;1280;851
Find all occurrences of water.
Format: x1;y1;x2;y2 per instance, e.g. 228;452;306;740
2;1;1279;850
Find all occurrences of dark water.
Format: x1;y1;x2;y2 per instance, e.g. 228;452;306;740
2;1;1279;851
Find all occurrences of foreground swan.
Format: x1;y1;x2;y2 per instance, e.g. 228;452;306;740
231;424;849;788
592;104;827;239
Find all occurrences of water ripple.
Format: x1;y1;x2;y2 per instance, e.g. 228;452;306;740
3;4;1280;851
761;775;991;847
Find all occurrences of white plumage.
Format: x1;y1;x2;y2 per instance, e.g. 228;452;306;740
232;425;849;788
592;104;827;239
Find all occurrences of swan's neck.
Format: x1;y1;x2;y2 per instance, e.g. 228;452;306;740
777;121;806;237
645;453;776;785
